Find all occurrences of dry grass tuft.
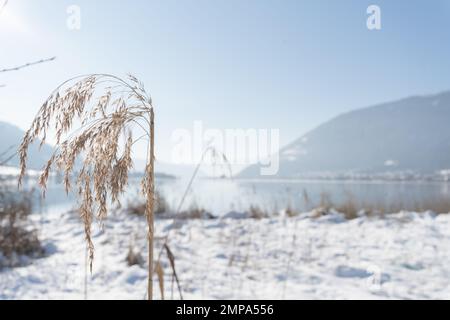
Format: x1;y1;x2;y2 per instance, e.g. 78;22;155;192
309;192;450;219
247;205;271;219
335;194;359;220
155;261;165;300
0;188;44;268
164;243;183;300
126;191;168;216
126;245;144;267
18;74;157;299
285;205;300;217
178;206;215;220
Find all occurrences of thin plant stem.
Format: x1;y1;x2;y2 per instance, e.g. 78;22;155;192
146;108;155;300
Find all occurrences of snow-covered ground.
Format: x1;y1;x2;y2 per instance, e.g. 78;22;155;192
1;207;449;300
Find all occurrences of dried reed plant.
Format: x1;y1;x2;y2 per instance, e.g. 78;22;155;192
17;74;157;299
165;243;183;300
150;145;230;299
156;145;231;261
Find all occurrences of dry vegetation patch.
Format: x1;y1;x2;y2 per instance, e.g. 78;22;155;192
0;187;44;268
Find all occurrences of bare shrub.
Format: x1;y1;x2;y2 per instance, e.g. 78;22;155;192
0;187;44;268
126;245;144;267
18;74;157;299
126;193;215;220
247;205;270;219
125;201;146;217
335;194;359;220
158;205;215;220
285;205;300;217
177;206;215;220
127;191;168;216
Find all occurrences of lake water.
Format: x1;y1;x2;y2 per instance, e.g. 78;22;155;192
19;176;450;215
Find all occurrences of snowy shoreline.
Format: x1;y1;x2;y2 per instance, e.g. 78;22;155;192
1;209;449;300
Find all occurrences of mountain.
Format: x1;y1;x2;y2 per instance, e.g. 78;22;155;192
0;121;54;170
239;91;450;179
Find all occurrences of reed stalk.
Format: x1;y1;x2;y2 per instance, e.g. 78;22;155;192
18;74;156;299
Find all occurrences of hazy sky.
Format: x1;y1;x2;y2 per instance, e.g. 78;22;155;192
1;0;450;163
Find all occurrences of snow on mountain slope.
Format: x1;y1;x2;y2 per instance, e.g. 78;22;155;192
240;91;450;178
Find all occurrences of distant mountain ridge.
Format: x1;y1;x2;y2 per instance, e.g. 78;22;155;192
239;91;450;179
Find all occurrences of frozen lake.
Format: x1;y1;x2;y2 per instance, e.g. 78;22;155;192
18;175;450;215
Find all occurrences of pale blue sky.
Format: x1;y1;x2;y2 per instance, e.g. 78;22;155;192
1;0;450;162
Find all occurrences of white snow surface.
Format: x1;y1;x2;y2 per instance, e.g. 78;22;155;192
1;208;450;300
